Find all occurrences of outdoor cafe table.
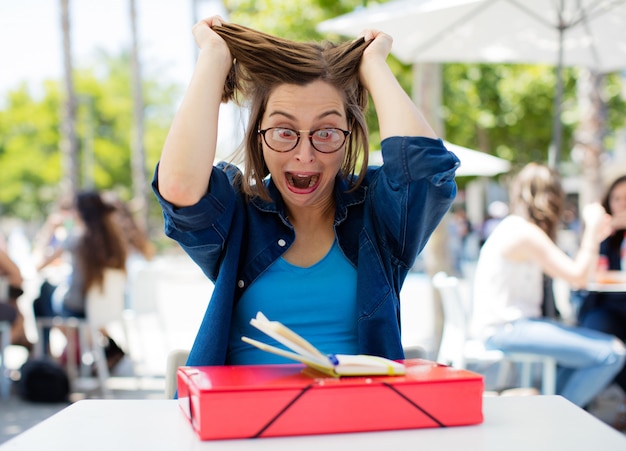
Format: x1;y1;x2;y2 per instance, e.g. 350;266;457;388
1;395;625;451
588;271;626;292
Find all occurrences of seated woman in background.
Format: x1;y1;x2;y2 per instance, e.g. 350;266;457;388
0;248;32;350
578;175;626;397
101;191;155;264
33;190;127;367
470;162;625;408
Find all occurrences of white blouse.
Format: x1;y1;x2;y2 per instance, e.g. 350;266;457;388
470;215;543;339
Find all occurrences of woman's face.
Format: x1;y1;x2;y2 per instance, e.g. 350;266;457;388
260;80;348;212
609;181;626;215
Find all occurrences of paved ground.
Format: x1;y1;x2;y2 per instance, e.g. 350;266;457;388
0;355;167;445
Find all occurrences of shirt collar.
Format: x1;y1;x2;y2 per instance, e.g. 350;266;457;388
250;175;367;225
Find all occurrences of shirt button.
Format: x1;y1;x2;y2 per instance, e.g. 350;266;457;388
237;280;245;288
277;239;286;247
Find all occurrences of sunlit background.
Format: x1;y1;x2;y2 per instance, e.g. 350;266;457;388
1;1;626;442
0;0;227;100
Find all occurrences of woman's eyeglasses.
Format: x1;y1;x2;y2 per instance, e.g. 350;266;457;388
258;127;351;154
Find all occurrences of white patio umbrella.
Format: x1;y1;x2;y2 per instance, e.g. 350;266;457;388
318;0;626;167
370;141;511;177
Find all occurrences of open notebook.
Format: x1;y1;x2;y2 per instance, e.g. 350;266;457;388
241;312;405;377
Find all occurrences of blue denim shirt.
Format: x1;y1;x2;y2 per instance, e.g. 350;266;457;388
153;136;459;366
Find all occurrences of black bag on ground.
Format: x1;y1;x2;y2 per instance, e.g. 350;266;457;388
18;358;70;403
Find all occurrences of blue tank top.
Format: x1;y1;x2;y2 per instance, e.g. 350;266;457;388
226;240;358;364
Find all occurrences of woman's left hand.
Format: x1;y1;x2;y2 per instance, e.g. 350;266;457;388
355;28;438;139
359;29;392;60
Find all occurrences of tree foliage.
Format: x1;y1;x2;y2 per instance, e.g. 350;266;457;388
0;51;179;221
442;63;625;176
2;0;625;224
442;63;574;168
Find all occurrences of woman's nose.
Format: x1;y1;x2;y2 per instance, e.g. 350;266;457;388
293;137;316;162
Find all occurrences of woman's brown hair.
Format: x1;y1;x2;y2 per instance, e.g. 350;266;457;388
509;163;564;241
75;191;127;296
602;175;626;215
601;175;626;249
212;22;371;200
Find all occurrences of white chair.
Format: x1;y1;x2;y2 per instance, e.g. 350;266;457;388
164;348;189;399
123;262;170;371
36;268;129;397
432;272;557;395
84;268;129;393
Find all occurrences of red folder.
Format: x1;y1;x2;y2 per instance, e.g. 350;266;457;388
177;359;484;440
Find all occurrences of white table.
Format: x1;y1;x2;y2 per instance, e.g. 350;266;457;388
587;282;626;292
588;271;626;292
1;396;625;451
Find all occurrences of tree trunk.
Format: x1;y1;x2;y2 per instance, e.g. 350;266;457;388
575;69;606;207
412;63;448;360
59;0;79;198
412;63;453;277
129;0;149;232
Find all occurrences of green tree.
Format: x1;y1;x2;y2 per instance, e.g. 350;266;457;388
442;63;575;168
0;83;63;219
442;63;625;174
0;51;179;223
4;0;625;226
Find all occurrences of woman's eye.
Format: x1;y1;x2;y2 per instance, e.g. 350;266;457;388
314;129;337;141
276;128;297;139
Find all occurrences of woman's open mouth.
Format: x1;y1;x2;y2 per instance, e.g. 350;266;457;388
286;172;321;193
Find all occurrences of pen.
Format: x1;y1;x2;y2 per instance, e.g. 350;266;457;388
327;354;339;366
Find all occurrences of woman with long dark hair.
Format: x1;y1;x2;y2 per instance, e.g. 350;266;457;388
34;190;127;364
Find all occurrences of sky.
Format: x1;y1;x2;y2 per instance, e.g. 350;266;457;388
0;0;244;154
0;0;228;98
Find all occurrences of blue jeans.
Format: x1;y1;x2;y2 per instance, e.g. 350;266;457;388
32;281;84;355
486;318;625;407
578;292;626;392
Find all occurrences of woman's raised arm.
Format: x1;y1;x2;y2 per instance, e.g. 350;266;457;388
157;16;232;207
358;30;437;140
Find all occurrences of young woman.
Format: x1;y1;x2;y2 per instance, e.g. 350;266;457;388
471;163;625;407
34;190;127;365
578;175;626;395
153;17;459;367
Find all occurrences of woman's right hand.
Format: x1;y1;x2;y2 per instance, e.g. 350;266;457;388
357;29;392;92
192;16;232;65
582;203;612;242
158;15;232;206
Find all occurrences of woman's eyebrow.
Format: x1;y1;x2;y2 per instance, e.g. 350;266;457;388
266;110;344;121
267;111;296;120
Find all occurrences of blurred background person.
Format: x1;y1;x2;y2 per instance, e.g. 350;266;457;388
578;175;626;398
31;197;76;271
101;192;155;264
0;248;32;351
479;200;509;247
102;192;156;311
447;205;473;276
33;190;128;369
471;162;625;409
